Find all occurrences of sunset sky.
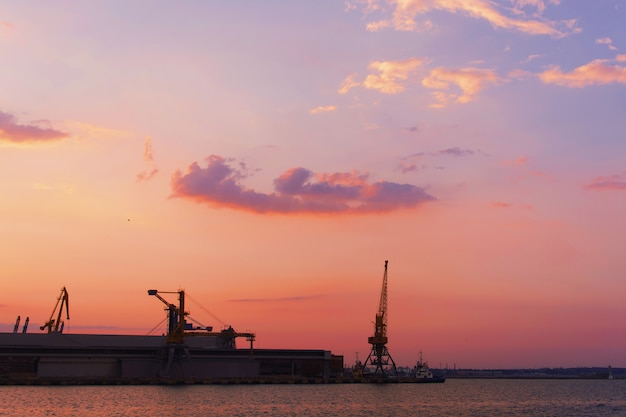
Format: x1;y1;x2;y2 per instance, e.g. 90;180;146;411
1;1;625;369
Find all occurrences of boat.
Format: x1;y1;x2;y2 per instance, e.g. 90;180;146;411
413;351;445;383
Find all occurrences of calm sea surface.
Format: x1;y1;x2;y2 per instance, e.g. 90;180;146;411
0;379;624;417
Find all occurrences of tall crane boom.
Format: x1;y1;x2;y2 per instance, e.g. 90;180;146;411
363;260;397;377
376;260;389;337
147;289;256;350
40;287;70;333
148;289;187;344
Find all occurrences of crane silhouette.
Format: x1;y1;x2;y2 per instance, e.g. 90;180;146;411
363;260;397;377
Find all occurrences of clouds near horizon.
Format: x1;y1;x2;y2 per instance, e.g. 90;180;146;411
170;155;435;214
0;111;68;143
230;294;327;303
584;173;626;191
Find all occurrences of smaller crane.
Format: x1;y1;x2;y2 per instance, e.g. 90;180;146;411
148;289;187;344
148;289;256;350
40;287;70;333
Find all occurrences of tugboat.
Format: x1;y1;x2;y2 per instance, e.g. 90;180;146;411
413;351;445;383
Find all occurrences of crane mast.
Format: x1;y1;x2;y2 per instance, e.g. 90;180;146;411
148;289;187;344
376;260;389;338
40;287;70;333
147;289;256;350
363;260;397;377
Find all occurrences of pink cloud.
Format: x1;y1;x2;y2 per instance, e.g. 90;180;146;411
499;156;551;185
596;37;618;51
523;54;544;64
491;201;533;210
584;173;626;191
539;57;626;87
136;136;159;182
170;155;435;214
512;0;560;15
422;67;500;107
501;156;529;167
352;0;577;37
338;73;361;95
0;111;68;143
0;20;13;29
309;105;337;114
398;161;420;174
338;57;426;95
143;136;155;162
508;67;532;78
136;168;159;182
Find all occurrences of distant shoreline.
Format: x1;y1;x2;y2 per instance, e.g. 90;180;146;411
432;367;623;380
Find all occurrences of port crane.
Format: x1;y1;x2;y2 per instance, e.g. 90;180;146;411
363;260;397;377
148;289;255;349
13;316;29;333
148;289;188;343
40;287;70;333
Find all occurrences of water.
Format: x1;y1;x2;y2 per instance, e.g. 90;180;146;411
1;379;625;417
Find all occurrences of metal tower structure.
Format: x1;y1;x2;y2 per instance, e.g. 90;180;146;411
40;287;70;333
147;289;256;349
363;260;397;377
148;289;187;344
147;288;257;377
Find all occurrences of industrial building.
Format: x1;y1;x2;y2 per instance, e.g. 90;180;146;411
0;332;343;383
0;288;343;384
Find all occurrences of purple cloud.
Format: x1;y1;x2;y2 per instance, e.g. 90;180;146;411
0;111;68;143
170;155;435;214
398;147;477;173
437;147;477;157
584;173;626;191
230;294;327;302
407;147;479;159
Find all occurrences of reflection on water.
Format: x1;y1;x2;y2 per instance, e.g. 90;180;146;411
0;379;625;417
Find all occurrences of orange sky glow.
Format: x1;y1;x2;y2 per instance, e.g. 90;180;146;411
1;1;625;369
